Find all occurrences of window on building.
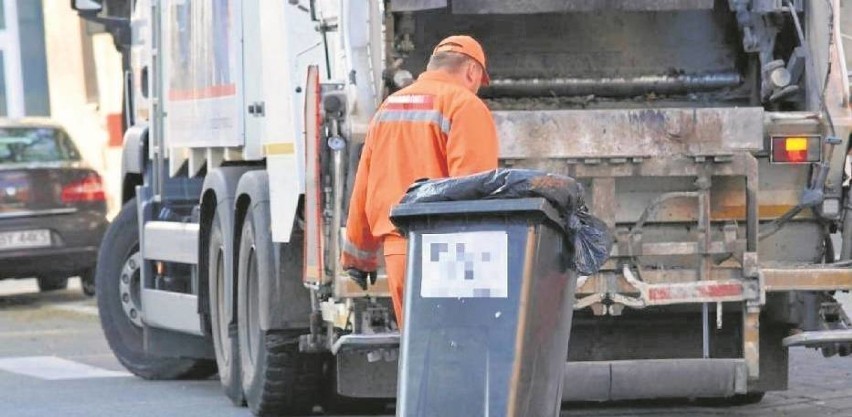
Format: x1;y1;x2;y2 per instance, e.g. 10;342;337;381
0;0;6;30
0;52;7;117
17;0;50;116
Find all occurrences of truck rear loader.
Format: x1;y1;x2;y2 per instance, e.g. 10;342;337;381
74;0;852;414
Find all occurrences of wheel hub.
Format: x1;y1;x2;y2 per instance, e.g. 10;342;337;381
119;252;144;327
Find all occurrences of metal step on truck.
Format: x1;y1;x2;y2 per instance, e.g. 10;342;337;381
74;0;852;415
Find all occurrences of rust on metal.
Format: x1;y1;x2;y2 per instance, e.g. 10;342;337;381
334;274;390;298
743;307;760;380
568;153;760;179
495;107;764;160
763;268;852;291
711;204;802;221
598;266;754;307
591;177;616;229
451;0;715;14
575;268;749;295
608;241;731;257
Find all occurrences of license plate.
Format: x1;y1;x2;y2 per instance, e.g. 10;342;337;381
0;230;51;250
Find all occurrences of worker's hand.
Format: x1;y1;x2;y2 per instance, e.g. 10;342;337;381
347;268;377;291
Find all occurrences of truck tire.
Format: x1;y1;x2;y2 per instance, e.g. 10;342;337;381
237;204;323;415
97;198;216;380
208;210;244;405
37;275;69;292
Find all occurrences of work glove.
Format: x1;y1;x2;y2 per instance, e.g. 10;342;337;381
347;268;377;291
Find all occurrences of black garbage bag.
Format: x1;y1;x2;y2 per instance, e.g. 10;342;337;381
399;169;613;275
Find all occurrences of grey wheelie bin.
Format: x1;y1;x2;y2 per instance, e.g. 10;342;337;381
390;197;577;417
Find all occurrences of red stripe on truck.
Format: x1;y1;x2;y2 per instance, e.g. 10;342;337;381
648;282;743;302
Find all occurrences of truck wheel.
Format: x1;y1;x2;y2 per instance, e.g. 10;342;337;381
37;275;69;292
97;198;216;380
208;210;244;405
237;205;323;415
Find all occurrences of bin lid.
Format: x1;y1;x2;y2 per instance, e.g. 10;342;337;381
390;197;562;230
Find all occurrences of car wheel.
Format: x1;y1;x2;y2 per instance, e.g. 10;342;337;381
37;275;69;292
208;210;244;405
237;202;323;416
80;267;96;296
97;198;216;380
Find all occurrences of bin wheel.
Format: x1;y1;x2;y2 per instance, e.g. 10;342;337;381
97;198;216;380
37;275;68;292
237;204;323;415
208;210;244;405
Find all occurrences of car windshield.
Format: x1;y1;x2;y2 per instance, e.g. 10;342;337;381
0;127;81;164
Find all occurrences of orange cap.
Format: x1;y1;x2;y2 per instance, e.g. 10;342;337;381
432;35;490;86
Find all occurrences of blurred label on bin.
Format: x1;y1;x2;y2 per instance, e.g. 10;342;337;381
421;231;508;298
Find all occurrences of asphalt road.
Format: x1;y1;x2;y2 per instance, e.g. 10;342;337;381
1;278;850;417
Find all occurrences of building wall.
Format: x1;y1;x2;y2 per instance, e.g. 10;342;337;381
42;2;123;215
0;0;24;117
843;0;851;70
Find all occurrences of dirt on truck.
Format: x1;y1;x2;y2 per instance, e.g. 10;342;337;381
75;0;852;415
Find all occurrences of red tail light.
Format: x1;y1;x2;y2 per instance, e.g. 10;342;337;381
62;173;106;203
771;136;821;164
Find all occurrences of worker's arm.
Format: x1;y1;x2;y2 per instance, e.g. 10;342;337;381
341;140;381;272
446;98;499;176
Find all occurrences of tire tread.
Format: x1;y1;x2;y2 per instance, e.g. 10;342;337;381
250;330;323;416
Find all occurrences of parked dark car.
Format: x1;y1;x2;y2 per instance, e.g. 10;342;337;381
0;119;109;295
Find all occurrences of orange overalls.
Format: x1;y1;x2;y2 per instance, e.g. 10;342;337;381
341;70;499;326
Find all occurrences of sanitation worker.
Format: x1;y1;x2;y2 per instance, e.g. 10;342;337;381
341;35;499;327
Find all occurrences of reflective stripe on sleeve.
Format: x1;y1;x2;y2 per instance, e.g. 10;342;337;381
374;110;451;135
341;238;377;261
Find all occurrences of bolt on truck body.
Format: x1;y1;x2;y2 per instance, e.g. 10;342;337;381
74;0;852;413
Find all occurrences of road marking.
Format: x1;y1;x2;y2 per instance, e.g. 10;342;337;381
0;328;88;338
49;302;99;316
0;356;130;380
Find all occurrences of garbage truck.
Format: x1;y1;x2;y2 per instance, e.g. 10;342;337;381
74;0;852;414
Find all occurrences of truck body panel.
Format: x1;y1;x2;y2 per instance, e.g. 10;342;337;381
163;0;243;150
